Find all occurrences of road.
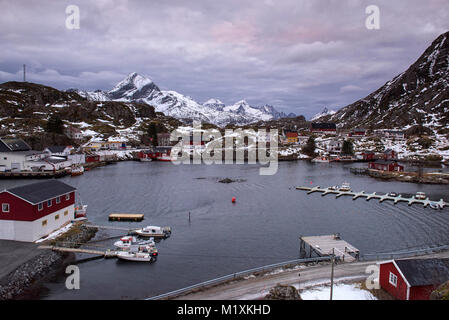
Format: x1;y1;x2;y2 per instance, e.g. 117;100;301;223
174;250;449;300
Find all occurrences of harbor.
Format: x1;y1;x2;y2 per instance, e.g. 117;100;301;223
2;161;449;299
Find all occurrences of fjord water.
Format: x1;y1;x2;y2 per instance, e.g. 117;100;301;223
2;161;449;299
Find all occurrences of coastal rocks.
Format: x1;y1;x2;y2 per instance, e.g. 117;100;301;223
265;284;302;300
0;224;97;300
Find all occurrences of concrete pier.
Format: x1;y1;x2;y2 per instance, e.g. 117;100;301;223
299;234;360;262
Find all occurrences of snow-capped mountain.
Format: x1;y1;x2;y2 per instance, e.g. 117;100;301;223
74;72;294;126
310;107;336;121
315;31;449;130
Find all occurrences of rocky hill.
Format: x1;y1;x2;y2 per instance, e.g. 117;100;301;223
315;31;449;133
0;81;181;147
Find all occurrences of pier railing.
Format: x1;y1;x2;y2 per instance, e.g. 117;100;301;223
146;256;332;300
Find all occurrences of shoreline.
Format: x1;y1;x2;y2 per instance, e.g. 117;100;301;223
0;223;97;300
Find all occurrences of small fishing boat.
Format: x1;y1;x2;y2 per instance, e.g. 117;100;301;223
415;192;427;200
71;165;84;176
116;251;154;262
140;155;153;162
388;192;399;197
114;236;156;250
135;226;171;238
311;156;330;163
328;185;339;190
339;182;351;192
74;192;87;218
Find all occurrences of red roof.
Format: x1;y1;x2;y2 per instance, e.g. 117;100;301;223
286;132;298;138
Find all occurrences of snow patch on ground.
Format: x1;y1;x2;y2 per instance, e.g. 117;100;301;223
301;283;377;300
35;223;73;243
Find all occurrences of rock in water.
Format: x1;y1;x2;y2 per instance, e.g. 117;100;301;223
265;284;302;300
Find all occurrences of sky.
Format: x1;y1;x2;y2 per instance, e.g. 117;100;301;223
0;0;448;118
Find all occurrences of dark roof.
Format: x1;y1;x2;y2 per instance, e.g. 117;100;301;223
5;181;76;204
395;258;449;286
371;161;402;166
0;138;31;152
311;123;337;130
46;146;67;153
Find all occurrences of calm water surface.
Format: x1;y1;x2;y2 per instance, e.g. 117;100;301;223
1;161;449;299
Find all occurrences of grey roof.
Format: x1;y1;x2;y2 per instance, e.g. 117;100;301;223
395;258;449;286
5;181;76;204
46;146;67;153
311;123;337;129
0;138;31;152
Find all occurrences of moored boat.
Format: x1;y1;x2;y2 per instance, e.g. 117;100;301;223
135;226;171;238
388;192;399;197
114;236;156;250
415;192;427;200
311;156;330;163
339;182;351;192
71;165;84;176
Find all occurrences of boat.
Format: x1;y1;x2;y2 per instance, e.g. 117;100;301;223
339;182;351;192
311;156;330;163
74;192;87;218
135;226;171;238
116;245;158;262
388;192;399;197
140;154;153;162
328;185;339;190
113;236;156;250
71;165;84;176
415;192;427;200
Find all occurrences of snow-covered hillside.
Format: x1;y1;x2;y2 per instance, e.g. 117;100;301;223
74;72;295;127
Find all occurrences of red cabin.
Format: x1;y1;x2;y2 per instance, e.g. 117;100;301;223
369;161;404;172
85;154;100;163
383;149;397;160
379;258;449;300
0;181;76;242
362;151;375;161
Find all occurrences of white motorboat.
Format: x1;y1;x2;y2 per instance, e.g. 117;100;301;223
415;192;426;200
135;226;171;238
311;156;330;163
339;182;351;192
114;236;155;250
140;156;152;162
116;244;158;262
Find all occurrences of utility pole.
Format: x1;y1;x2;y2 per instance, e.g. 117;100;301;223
23;64;26;82
330;248;335;300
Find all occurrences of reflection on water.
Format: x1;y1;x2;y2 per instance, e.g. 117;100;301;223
1;161;448;299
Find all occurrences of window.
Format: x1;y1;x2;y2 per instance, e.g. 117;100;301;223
55;214;59;220
389;272;398;287
38;203;43;211
65;194;70;200
47;199;52;207
42;220;47;227
64;210;68;216
2;203;10;213
56;197;61;204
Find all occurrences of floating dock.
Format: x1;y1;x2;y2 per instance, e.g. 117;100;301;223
299;234;360;262
38;245;117;258
296;186;448;209
108;213;144;222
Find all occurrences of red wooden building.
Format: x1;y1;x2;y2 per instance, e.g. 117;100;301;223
369;161;404;172
310;123;337;134
85;154;100;163
361;151;375;161
383;149;397;160
379;258;449;300
0;181;76;242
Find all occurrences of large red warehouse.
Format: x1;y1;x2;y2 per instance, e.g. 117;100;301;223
0;180;76;242
378;258;449;300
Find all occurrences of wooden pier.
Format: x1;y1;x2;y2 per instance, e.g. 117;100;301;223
0;169;69;179
38;245;117;258
296;186;448;209
299;234;360;262
108;213;144;222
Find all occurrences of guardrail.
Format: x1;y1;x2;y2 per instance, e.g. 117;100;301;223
360;244;449;261
146;256;332;300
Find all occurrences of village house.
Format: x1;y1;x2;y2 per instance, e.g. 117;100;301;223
361;151;376;161
378;258;449;300
383;149;398;161
0;138;71;172
157;133;171;146
310;123;337;135
44;145;74;157
348;128;367;137
327;139;342;153
0;180;76;242
64;125;83;141
374;129;405;140
285;131;299;144
369;161;404;172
